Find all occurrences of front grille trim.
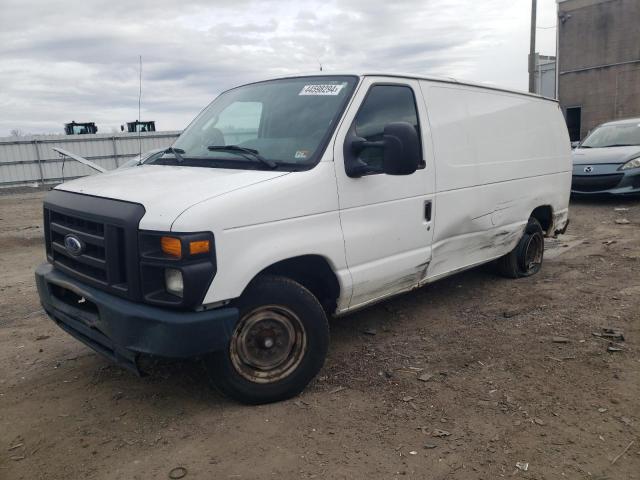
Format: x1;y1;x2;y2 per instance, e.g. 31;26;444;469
50;221;105;247
43;190;146;301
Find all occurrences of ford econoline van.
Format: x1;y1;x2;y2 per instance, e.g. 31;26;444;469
36;73;571;404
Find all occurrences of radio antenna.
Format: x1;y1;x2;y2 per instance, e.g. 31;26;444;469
138;55;142;157
317;57;323;72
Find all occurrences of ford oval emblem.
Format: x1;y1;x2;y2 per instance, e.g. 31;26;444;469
584;166;594;173
64;234;84;256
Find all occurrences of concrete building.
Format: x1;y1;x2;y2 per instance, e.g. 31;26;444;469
557;0;640;141
533;54;557;99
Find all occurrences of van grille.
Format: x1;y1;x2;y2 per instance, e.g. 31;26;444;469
43;190;145;300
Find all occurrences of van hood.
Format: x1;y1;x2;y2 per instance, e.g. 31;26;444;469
56;165;289;230
572;146;640;165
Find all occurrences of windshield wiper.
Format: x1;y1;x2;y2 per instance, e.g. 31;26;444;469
161;146;186;163
207;145;277;169
603;144;638;148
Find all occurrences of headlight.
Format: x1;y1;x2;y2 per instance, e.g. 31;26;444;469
619;157;640;170
165;268;184;297
139;231;216;308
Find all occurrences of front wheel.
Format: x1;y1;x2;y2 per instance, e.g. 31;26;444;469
495;217;545;278
205;275;329;404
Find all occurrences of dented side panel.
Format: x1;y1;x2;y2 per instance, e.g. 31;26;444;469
420;80;571;280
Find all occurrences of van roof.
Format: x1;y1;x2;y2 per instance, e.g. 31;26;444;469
263;71;558;103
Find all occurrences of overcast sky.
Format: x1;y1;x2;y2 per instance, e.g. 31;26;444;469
0;0;558;136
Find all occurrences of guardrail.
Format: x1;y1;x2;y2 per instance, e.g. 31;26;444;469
0;131;181;188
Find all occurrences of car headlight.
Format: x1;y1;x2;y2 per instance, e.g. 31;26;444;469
165;268;184;297
619;157;640;170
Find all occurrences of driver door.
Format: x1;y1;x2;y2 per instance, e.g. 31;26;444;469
334;77;435;310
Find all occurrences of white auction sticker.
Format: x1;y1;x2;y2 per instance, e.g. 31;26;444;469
299;84;345;96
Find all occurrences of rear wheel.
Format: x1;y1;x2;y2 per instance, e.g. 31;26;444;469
205;275;329;404
495;217;544;278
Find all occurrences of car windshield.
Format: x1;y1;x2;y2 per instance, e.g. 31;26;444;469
580;122;640;148
152;76;358;170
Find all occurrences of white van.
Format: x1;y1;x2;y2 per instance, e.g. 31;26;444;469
36;73;571;404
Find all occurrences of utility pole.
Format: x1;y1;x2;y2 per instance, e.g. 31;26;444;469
528;0;537;93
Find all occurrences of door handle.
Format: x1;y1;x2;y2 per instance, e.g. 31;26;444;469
424;201;432;222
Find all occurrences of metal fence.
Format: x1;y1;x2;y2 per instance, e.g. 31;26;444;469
0;131;181;188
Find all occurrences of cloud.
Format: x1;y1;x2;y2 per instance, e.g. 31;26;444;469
0;0;559;136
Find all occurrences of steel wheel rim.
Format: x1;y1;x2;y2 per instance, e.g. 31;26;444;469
229;305;307;384
523;232;543;272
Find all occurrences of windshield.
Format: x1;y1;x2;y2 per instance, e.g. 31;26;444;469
155;76;358;170
581;122;640;148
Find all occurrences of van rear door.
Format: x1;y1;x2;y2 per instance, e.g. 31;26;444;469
334;77;435;309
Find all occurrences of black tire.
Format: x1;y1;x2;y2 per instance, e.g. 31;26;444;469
205;275;329;404
495;217;545;278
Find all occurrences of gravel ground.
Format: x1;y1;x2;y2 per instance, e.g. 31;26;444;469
0;190;639;480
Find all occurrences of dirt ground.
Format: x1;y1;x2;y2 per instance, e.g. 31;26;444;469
0;189;638;480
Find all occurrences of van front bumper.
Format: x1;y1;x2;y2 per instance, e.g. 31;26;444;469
35;262;238;374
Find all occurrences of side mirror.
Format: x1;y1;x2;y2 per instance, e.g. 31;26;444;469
345;122;421;177
380;122;421;175
571;141;580;149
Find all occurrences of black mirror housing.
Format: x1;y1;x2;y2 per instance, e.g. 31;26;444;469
381;122;421;175
344;121;421;178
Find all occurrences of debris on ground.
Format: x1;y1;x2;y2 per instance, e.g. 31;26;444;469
614;208;630;212
35;335;50;341
329;386;346;394
601;328;625;341
607;344;624;353
432;429;451;438
546;355;576;362
534;418;545;426
603;240;617;246
615;218;631;225
611;441;634;465
620;416;632;426
417;373;433;382
424;443;437;449
515;461;529;471
552;336;569;343
362;328;377;336
168;466;188;479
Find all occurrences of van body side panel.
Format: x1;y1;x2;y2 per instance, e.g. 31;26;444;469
420;81;571;279
171;162;352;308
426;172;570;277
334;77;436;310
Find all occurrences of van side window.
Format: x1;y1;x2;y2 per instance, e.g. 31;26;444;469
354;85;421;169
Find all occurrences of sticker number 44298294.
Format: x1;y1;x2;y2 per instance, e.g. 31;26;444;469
299;84;345;96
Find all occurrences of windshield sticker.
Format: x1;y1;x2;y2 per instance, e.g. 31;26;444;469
299;84;345;96
294;150;309;159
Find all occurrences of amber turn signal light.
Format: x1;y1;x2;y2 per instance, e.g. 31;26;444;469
160;236;182;258
189;240;210;255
